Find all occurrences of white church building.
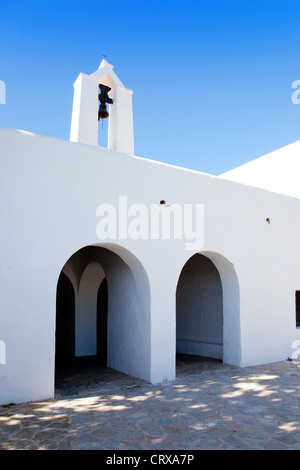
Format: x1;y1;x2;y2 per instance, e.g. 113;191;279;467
1;60;300;405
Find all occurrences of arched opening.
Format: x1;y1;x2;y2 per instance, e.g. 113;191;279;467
55;244;150;389
176;254;223;361
176;251;240;372
55;272;75;370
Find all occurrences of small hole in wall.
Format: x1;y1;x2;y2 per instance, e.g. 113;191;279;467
160;200;166;205
266;218;270;224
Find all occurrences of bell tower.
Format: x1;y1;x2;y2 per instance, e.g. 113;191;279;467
70;59;134;155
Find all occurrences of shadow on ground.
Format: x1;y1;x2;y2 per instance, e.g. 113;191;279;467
1;355;300;450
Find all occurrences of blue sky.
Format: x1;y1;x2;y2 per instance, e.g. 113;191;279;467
1;0;300;174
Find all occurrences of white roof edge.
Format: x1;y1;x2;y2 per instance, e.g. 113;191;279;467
220;139;300;177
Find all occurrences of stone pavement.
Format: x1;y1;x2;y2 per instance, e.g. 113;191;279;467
1;355;300;450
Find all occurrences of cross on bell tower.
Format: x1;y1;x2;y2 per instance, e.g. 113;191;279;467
70;59;134;155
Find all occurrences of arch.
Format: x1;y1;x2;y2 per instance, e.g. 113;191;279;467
176;251;241;367
55;243;151;382
176;254;223;360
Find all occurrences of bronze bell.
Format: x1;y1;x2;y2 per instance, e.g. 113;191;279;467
98;102;109;120
98;84;113;120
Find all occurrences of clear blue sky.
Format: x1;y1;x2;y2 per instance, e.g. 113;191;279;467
1;0;300;174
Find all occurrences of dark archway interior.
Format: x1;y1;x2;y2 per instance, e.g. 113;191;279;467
55;272;75;369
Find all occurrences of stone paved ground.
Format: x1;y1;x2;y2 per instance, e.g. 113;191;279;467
1;355;300;450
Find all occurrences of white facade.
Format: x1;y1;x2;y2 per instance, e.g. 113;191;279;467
1;62;300;405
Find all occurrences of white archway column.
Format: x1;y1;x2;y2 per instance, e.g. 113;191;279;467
75;262;105;357
147;260;178;384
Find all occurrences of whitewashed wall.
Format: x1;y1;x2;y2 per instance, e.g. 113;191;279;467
1;127;300;404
